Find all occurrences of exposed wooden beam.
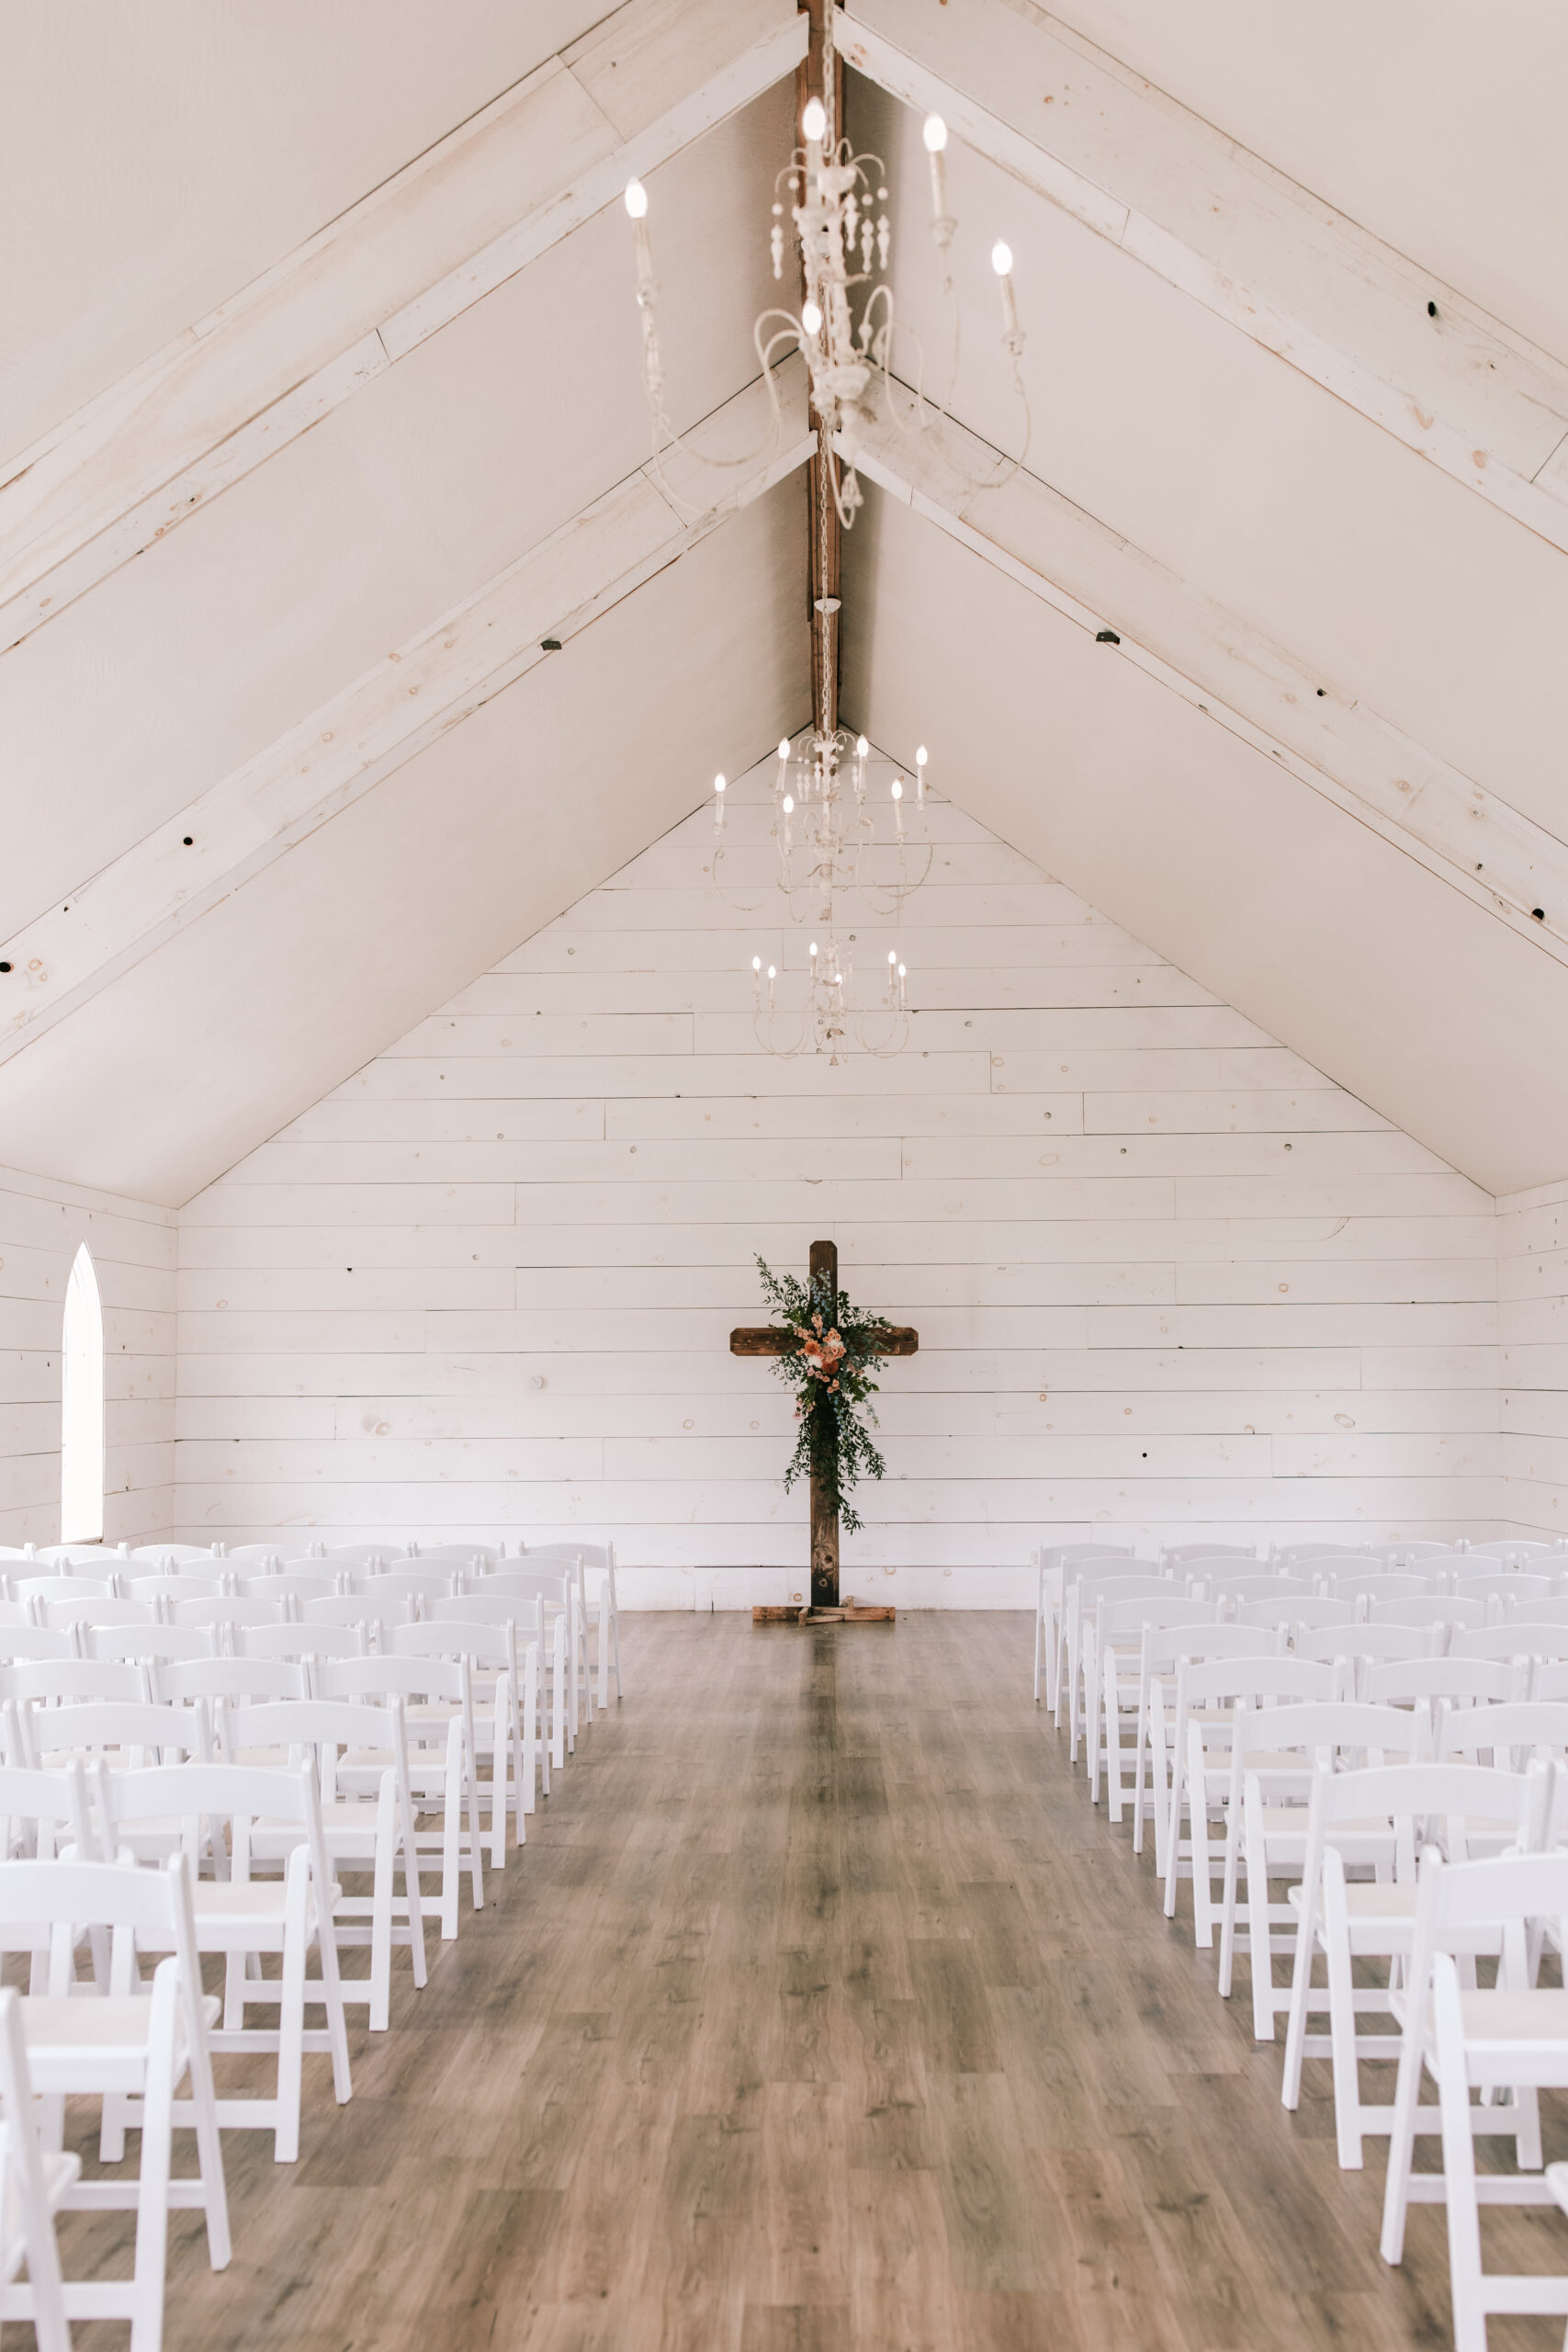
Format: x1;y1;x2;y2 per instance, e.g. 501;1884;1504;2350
0;0;807;654
839;0;1568;556
842;401;1568;967
801;0;844;738
0;369;814;1067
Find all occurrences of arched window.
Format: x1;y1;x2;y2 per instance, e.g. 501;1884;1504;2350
61;1243;104;1544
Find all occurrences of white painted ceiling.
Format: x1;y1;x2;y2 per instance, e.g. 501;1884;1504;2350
2;0;1566;1204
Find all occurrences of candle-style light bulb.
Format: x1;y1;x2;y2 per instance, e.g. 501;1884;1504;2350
915;742;929;803
624;179;649;220
801;299;822;338
991;241;1020;336
856;735;869;757
923;114;949;227
752;956;761;971
778;739;791;762
890;778;903;798
782;794;795;814
802;96;827;143
713;772;727;831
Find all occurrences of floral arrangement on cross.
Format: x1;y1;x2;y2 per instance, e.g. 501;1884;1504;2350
752;1253;894;1532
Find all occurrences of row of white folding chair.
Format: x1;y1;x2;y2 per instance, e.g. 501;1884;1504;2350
1032;1544;1136;1705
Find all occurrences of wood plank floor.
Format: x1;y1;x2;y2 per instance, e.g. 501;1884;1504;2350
59;1613;1568;2348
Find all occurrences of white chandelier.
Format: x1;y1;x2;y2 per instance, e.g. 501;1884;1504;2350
622;10;1029;1059
710;731;933;1063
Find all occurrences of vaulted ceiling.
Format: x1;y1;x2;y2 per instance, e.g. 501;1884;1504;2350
4;0;1567;1204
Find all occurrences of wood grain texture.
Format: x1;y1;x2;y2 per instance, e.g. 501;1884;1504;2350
59;1610;1565;2351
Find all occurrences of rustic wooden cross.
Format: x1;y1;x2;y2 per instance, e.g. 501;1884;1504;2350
730;1238;919;1619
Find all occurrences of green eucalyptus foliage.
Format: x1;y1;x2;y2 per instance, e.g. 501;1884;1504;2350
753;1253;892;1533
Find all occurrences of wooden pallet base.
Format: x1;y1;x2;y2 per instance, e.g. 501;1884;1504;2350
752;1597;897;1625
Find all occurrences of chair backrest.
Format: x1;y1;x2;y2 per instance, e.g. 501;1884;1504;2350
157;1657;310;1705
1362;1657;1524;1709
239;1621;370;1661
322;1543;413;1566
0;1849;211;2021
232;1573;334;1602
341;1570;459;1601
95;1757;329;1893
15;1575;116;1605
171;1595;287;1629
1360;1540;1450;1562
1318;1571;1434;1603
1369;1595;1486;1630
23;1698;208;1762
1436;1701;1568;1763
129;1545;215;1566
476;1570;571;1608
1293;1623;1435;1668
1207;1574;1313;1606
1098;1595;1216;1643
427;1593;545;1640
1454;1623;1568;1662
85;1623;217;1664
39;1595;159;1631
1162;1543;1256;1566
223;1697;408;1779
0;1627;78;1665
0;1659;146;1707
1040;1543;1134;1571
1454;1572;1552;1605
1233;1698;1429;1770
1142;1623;1285;1674
1299;1758;1550;1896
222;1545;285;1568
410;1544;500;1570
387;1619;521;1673
1272;1543;1368;1566
1271;1597;1358;1633
319;1655;468;1709
1505;1597;1568;1627
299;1596;383;1630
1405;1847;1568;2011
1174;1655;1337;1714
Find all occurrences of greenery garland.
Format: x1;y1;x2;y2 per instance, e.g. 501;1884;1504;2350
752;1253;894;1532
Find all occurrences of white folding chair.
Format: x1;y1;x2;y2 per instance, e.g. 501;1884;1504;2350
475;1573;578;1760
1220;1701;1429;2041
0;1984;75;2352
1032;1544;1134;1705
429;1595;552;1800
222;1699;426;2032
0;1852;231;2352
1380;1848;1568;2346
1162;1656;1338;1942
388;1619;536;1864
318;1656;484;1939
94;1758;353;2164
1064;1574;1173;1761
1084;1595;1216;1814
1283;1758;1550;2167
1134;1624;1285;1866
515;1541;621;1705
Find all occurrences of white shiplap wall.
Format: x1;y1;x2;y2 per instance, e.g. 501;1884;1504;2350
174;763;1502;1601
1500;1178;1568;1538
0;1161;176;1547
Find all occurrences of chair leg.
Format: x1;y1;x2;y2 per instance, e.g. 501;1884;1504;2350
1322;1858;1365;2166
314;1886;353;2108
465;1731;485;1915
1281;1868;1319;2113
276;1913;306;2165
1379;2000;1428;2264
1433;1962;1488;2352
129;1985;176;2352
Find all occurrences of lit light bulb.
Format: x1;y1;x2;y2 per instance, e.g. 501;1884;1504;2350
752;956;761;972
801;300;822;337
783;794;795;814
991;240;1013;277
890;778;903;799
767;966;776;981
898;963;907;977
624;178;649;220
778;739;791;761
809;941;818;957
922;115;948;153
887;949;897;965
802;96;827;141
856;735;869;758
714;774;727;794
916;745;928;767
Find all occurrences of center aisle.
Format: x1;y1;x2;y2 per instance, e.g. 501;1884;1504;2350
141;1613;1552;2350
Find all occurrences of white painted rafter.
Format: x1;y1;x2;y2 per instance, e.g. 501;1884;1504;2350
842;402;1568;966
0;370;814;1066
839;0;1568;554
0;0;807;653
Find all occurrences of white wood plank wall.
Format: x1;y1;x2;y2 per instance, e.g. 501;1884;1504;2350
174;760;1504;1603
1500;1176;1568;1539
0;1162;176;1546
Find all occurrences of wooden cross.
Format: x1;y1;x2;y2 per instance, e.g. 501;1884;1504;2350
730;1238;919;1619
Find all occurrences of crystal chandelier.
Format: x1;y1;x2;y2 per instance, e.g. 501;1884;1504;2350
710;730;933;1063
622;8;1030;1059
621;5;1030;526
